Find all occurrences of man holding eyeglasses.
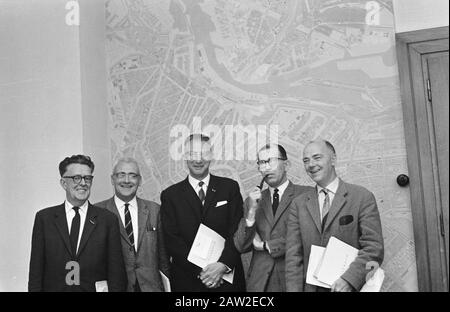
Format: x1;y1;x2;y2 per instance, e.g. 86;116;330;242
28;155;127;291
95;157;170;292
160;134;246;291
233;144;312;292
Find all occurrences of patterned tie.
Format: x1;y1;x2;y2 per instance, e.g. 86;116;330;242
198;181;205;204
69;207;80;257
272;188;279;215
321;188;330;229
124;203;135;249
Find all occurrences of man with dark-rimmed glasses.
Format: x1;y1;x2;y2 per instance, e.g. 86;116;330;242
28;155;126;291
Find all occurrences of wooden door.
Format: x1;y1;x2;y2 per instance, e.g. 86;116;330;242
397;27;449;292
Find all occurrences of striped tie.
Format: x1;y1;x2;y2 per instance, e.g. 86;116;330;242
321;189;330;230
124;203;135;249
198;181;205;204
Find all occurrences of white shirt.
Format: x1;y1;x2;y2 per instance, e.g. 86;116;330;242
114;195;139;251
317;177;339;221
246;179;290;227
188;174;210;203
269;179;289;205
65;200;89;254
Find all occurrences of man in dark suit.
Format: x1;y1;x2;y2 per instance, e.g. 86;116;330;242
285;140;384;292
234;144;312;291
95;157;170;292
28;155;127;292
160;134;245;292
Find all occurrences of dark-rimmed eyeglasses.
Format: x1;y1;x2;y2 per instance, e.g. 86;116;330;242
256;157;287;168
113;172;141;180
63;175;94;184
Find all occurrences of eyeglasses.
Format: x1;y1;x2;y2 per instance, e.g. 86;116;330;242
63;175;94;184
184;151;213;161
256;157;287;168
114;172;141;179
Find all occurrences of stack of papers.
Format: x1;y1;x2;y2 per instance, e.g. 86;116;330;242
187;224;234;283
306;236;384;291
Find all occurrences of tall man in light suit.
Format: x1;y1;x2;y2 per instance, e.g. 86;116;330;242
161;134;246;292
96;157;170;292
286;140;384;292
234;144;312;291
29;155;127;291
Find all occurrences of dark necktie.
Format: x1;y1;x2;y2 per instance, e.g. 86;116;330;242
198;181;205;204
321;188;330;230
272;188;279;215
69;207;80;257
124;203;135;249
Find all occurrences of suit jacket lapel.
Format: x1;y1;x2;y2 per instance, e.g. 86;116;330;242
305;189;322;234
105;197;132;247
136;197;149;252
53;204;73;257
323;179;348;232
261;189;274;225
181;177;203;222
272;181;295;229
202;175;218;218
77;203;97;257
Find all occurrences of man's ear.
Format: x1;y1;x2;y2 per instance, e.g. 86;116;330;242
60;178;67;191
284;159;291;171
331;153;337;167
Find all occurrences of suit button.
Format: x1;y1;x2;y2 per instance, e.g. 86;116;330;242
134;264;139;269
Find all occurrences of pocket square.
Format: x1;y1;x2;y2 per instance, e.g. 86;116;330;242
339;215;354;226
215;200;228;207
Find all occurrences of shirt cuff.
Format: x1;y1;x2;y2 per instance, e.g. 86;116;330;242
245;218;256;227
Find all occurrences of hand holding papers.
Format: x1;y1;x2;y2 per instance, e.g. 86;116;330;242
188;224;234;284
306;236;384;291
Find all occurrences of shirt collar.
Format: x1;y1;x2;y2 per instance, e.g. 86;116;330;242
114;195;138;210
188;173;210;189
317;177;339;195
269;179;290;195
65;199;89;214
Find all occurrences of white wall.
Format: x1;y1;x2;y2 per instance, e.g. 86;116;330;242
0;0;109;291
393;0;449;32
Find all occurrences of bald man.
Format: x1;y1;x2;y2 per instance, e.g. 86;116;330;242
285;140;384;292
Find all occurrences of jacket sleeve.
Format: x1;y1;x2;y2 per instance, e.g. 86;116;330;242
28;211;44;292
156;210;171;279
233;197;257;254
160;189;202;276
285;200;305;292
106;214;127;291
218;180;244;269
341;191;384;291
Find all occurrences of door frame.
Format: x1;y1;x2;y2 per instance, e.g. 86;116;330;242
396;26;449;292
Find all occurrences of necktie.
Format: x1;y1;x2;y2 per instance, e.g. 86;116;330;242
198;181;205;204
69;207;80;257
272;188;279;215
321;189;330;229
124;203;135;249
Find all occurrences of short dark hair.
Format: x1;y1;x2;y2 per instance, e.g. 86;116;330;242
259;144;288;160
59;155;95;176
324;140;336;155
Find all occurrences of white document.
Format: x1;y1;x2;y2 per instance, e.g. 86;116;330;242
159;270;171;292
360;268;385;292
306;245;330;288
95;280;108;292
315;236;359;286
187;224;234;284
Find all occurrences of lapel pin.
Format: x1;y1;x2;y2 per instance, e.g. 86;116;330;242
211;188;216;193
89;219;95;225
